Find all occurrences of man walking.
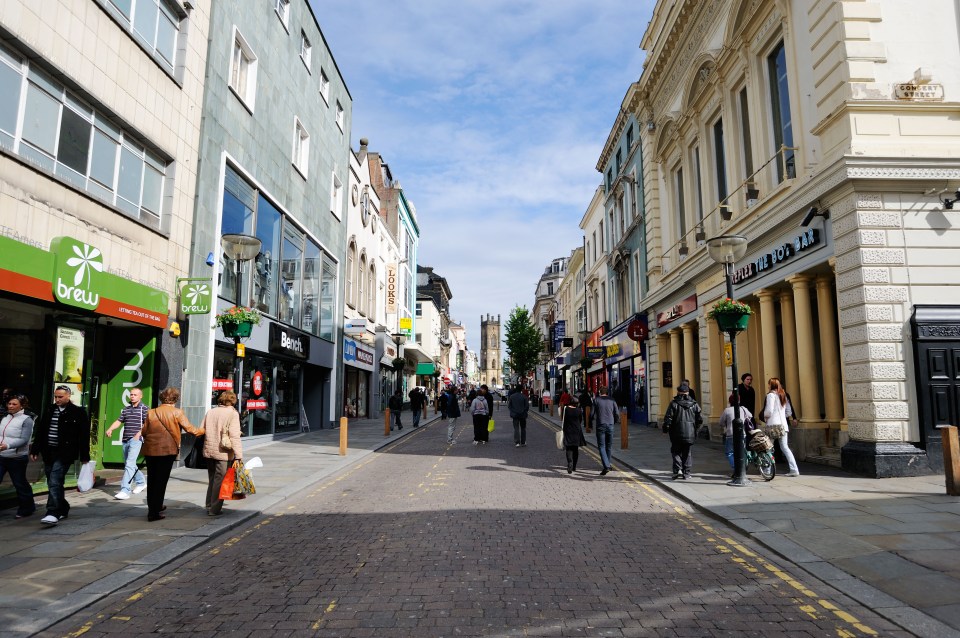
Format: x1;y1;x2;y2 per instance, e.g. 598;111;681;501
440;386;460;444
30;385;91;526
388;389;403;431
661;381;703;480
507;385;529;447
105;387;147;500
409;387;424;428
592;386;618;475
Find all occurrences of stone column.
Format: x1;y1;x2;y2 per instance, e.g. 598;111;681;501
707;320;726;421
669;328;682;392
756;289;780;382
788;274;821;422
816;275;844;427
682;322;696;393
778;290;801;417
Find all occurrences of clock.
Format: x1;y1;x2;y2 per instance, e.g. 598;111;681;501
351;184;359;206
360;188;370;227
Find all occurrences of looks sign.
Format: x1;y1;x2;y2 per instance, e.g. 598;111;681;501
732;229;820;285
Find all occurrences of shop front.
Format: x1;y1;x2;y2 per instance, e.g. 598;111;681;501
601;314;649;424
342;337;374;418
583;324;607;393
0;234;170;470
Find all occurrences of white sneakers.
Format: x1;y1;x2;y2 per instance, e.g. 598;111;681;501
132;484;146;494
114;491;131;500
40;514;58;525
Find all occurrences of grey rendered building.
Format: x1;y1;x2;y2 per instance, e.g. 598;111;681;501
181;0;351;435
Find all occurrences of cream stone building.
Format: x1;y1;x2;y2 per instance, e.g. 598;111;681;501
555;246;584;391
636;0;960;477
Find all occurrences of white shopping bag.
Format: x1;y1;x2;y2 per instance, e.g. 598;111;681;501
77;461;96;492
244;456;263;471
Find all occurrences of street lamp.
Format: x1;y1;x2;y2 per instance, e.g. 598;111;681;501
390;331;407;393
706;234;750;487
221;234;262;396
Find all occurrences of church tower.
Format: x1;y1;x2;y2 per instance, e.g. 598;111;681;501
479;314;501;387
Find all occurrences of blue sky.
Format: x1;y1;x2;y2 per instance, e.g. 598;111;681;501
316;1;654;354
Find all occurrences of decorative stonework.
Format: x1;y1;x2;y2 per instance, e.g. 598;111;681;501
856;194;883;209
845;381;901;401
847;421;907;442
846;167;960;180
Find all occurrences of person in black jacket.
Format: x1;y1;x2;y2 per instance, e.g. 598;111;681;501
661;382;702;480
30;385;91;526
409;387;425;428
561;396;586;474
388;389;403;431
737;373;756;421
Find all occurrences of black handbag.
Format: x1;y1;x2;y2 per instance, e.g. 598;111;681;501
180;433;206;469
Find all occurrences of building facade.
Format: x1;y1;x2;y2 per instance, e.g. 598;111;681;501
580;188;609;394
180;0;350;434
0;0;209;467
637;0;960;476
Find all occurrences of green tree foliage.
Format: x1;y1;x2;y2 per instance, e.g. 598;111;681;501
504;306;543;381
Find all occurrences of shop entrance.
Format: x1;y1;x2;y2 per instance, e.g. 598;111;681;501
911;305;960;472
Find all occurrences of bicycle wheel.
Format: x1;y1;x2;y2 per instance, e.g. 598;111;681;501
758;451;776;481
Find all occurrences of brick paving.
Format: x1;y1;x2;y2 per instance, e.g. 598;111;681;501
46;413;909;638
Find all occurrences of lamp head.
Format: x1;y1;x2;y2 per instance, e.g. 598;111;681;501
705;234;748;264
221;234;262;261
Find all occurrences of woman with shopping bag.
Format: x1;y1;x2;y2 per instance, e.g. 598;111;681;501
561;396;586;474
201;390;243;516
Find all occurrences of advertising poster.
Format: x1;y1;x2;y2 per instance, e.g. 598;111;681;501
99;334;156;464
53;327;85;406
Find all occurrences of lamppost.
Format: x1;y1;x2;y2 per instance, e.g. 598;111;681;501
390;331;407;393
706;234;750;487
221;234;262;396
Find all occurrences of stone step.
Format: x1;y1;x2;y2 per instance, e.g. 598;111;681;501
808;445;843;468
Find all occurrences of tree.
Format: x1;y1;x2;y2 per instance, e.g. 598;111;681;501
504;306;543;383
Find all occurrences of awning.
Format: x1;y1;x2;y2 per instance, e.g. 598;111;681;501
403;342;433;363
380;354;396;367
416;362;436;375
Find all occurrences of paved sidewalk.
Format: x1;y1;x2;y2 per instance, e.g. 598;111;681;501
0;412;439;637
531;409;960;638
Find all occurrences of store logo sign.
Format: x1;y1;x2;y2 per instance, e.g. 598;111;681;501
733;229;820;285
269;322;310;359
344;338;374;365
52;237;103;310
180;281;212;315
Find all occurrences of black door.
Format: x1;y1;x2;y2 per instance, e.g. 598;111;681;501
912;306;960;472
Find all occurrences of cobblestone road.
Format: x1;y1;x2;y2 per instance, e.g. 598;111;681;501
49;413;911;637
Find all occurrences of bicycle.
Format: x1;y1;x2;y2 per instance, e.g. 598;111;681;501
745;429;776;481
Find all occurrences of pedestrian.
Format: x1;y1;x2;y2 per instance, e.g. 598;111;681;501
558;388;572;408
409;387;424;428
507;385;529;447
30;385;91;526
561;396;586;474
762;377;800;477
719;393;753;478
440;386;460;444
140;387;204;521
737;373;756;420
388;389;403;431
1;393;36;519
592;385;618;475
201;390;243;517
481;384;494;416
682;379;697;403
469;387;490;445
661;381;703;480
577;387;593;412
104;387;148;500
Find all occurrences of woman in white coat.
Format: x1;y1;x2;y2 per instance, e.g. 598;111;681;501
762;378;800;476
0;394;35;518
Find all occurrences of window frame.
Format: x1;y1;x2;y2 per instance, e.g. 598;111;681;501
766;39;795;182
274;0;290;30
300;31;312;71
335;101;344;131
345;240;356;309
320;69;330;104
330;170;343;220
229;26;257;112
712;117;727;207
292;116;309;178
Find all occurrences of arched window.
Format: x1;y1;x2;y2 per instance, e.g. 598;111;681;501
368;264;376;323
358;253;366;315
346;241;356;308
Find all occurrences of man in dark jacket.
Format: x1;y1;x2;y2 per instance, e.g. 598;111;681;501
388;389;403;431
661;381;702;480
507;386;530;447
440;386;461;444
409;387;425;428
30;385;91;525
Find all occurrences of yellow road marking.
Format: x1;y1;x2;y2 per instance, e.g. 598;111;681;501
311;598;338;630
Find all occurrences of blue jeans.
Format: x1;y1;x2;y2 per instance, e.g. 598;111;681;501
120;438;145;492
723;435;735;469
596;423;614;469
411;408;421;427
0;455;35;515
43;458;70;517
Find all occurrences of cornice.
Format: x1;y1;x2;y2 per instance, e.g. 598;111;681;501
811;100;960;137
597;84;641;171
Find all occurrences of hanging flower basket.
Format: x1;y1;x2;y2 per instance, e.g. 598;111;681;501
215;306;262;338
580;357;594;370
392;357;407;371
707;298;752;333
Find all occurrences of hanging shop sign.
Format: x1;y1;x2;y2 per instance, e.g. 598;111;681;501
399;316;413;336
269;322;309;359
585;346;606;359
627;317;648;342
344;318;368;335
0;235;169;328
178;278;213;315
385;263;398;313
732;228;821;285
656;294;697;327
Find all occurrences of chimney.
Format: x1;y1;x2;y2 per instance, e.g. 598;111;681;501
358;137;368;161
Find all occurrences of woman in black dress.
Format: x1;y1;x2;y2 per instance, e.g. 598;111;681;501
561;397;586;474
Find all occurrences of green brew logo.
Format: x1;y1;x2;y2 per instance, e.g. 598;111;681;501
181;282;212;315
53;237;103;310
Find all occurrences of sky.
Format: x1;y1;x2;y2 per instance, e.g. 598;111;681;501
316;1;655;354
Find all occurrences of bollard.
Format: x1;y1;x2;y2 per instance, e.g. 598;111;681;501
943;425;960;496
584;406;592;433
339;416;348;456
620;410;628;450
550;402;555;418
384;408;391;436
423;403;428;419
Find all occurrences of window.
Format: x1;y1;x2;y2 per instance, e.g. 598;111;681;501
330;171;343;219
358;254;366;315
253;195;282;317
335;101;344;131
692;146;703;223
368;265;376;324
713;118;727;206
0;47;170;231
279;224;304;328
292;117;309;177
230;28;257;110
416;302;423;317
320;69;330;103
738;87;754;183
104;0;179;71
346;241;356;308
300;31;312;70
615;149;622;175
606;169;613;192
767;41;795;181
626;124;634;150
320;258;336;340
303;241;321;336
674;167;686;236
599;221;604;251
274;0;289;28
547;282;554;296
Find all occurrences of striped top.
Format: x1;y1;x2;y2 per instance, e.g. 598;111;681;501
118;404;148;442
48;406;64;447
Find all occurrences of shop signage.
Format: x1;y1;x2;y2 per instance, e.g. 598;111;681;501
212;379;233;390
732;229;820;285
0;235;168;328
656;294;698;327
605;344;621;357
252;370;264;397
399;317;412;336
269;322;310;359
586;346;606;359
247;399;267;410
100;335;156;464
343;338;374;365
178;279;212;315
344;318;368;335
385;263;398;313
627;318;648;342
